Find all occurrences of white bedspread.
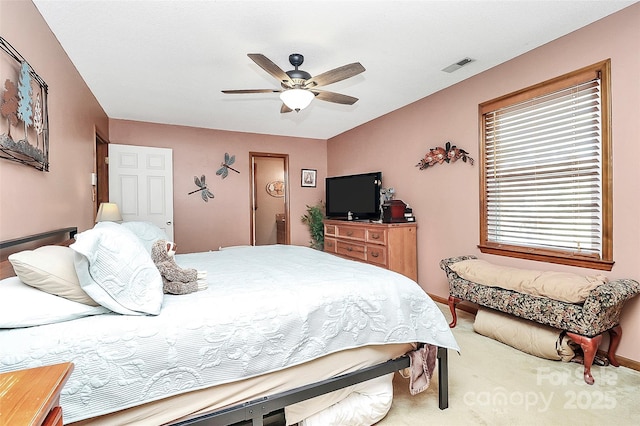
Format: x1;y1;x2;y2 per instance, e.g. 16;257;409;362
0;245;458;423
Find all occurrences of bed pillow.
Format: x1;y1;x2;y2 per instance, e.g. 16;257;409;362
71;222;164;315
121;221;169;254
449;259;607;303
0;276;109;328
8;245;98;306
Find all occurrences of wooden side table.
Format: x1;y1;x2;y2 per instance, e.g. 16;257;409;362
0;362;73;426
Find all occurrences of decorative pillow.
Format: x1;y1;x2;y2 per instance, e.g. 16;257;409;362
0;277;109;328
8;245;98;306
71;222;164;315
449;259;607;303
121;221;169;254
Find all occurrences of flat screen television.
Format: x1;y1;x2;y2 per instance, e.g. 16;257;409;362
325;171;382;220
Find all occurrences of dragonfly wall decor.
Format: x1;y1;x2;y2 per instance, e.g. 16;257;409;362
188;175;215;202
216;152;240;179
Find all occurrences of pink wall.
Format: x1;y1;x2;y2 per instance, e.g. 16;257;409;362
328;4;640;362
0;0;109;247
108;120;326;252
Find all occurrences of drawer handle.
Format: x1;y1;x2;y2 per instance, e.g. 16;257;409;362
346;231;353;236
371;251;379;258
371;233;380;239
346;246;353;252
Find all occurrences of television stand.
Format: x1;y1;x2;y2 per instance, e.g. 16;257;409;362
323;219;417;281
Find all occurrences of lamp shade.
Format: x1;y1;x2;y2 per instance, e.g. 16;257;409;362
96;202;123;222
280;89;314;112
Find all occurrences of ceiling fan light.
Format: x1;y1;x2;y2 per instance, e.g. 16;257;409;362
280;89;314;112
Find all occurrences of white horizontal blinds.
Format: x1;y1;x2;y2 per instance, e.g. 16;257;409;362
484;78;602;256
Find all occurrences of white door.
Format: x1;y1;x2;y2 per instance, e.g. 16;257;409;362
108;144;174;240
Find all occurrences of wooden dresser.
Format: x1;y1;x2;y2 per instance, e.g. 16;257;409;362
323;219;417;281
0;362;73;426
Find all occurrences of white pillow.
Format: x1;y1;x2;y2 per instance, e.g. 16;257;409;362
8;245;98;306
71;222;164;315
0;277;109;328
121;221;169;254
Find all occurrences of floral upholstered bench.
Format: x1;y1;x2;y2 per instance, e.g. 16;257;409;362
440;255;640;385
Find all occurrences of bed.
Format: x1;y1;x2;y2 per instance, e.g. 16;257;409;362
0;223;459;425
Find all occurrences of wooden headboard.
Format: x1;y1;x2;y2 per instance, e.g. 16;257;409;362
0;227;77;280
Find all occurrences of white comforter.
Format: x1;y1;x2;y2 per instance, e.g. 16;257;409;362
0;245;458;423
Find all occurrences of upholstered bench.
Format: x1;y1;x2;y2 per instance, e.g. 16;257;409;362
440;255;640;385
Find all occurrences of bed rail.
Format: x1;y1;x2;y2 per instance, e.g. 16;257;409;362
174;347;449;426
0;227;77;249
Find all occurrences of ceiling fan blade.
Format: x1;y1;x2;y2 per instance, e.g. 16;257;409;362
222;89;281;94
304;62;365;88
280;103;293;114
312;90;359;105
248;53;293;87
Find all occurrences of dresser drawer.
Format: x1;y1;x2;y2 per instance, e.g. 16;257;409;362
366;228;387;245
324;224;336;237
337;241;366;261
366;245;387;266
324;237;337;253
336;226;366;241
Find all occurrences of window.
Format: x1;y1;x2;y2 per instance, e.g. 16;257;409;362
479;60;612;271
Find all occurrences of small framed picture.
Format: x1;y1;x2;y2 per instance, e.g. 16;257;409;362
301;169;317;187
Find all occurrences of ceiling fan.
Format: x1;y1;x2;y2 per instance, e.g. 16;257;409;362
222;53;365;113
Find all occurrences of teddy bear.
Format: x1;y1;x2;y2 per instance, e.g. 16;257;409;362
151;239;207;295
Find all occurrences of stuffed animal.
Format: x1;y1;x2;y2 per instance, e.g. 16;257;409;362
151;239;207;295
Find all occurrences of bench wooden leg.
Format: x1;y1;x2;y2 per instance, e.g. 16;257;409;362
607;325;622;367
566;332;602;385
448;295;461;328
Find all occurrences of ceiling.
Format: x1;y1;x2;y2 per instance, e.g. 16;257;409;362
33;0;636;140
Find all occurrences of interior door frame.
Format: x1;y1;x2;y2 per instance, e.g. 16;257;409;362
249;152;290;246
95;133;109;213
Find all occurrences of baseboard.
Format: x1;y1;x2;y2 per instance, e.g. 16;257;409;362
429;292;640;372
611;353;640;371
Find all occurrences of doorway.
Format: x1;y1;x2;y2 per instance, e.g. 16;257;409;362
95;133;109;213
250;152;289;246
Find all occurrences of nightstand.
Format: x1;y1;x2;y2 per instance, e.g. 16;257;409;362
0;362;73;426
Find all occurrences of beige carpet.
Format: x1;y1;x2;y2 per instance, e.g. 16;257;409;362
379;303;640;425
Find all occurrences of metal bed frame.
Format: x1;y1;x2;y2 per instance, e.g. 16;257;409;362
1;228;450;426
174;347;449;426
0;226;77;250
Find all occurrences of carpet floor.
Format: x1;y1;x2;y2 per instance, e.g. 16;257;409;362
378;303;640;425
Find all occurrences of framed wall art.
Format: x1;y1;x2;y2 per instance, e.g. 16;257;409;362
0;36;49;171
266;180;285;197
301;169;316;187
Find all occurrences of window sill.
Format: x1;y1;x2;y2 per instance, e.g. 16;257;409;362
478;244;614;271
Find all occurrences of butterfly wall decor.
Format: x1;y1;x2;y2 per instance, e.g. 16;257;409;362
216;152;240;179
188;175;215;202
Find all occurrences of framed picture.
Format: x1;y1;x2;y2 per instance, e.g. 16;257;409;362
301;169;317;187
0;37;50;171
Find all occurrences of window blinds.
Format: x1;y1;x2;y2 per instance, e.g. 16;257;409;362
483;79;602;256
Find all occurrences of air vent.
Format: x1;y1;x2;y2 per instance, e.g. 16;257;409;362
442;57;475;73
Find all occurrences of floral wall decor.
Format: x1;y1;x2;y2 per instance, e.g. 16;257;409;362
416;141;474;170
0;37;49;171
